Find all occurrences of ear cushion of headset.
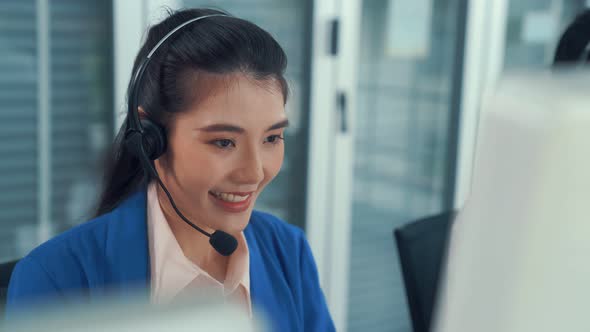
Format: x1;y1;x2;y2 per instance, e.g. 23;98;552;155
140;119;167;160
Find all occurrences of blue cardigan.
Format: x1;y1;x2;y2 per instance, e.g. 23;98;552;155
6;190;335;331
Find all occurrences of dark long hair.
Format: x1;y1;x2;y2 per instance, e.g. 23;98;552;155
95;8;289;217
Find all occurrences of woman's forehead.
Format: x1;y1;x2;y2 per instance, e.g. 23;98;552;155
184;71;283;105
178;73;286;128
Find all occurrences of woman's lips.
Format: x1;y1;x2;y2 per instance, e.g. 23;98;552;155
208;191;254;213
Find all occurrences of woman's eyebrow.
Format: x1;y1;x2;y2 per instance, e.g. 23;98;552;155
198;124;244;133
267;119;289;131
197;119;289;133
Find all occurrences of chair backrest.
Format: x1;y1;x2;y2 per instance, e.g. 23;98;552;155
394;211;455;332
1;259;19;317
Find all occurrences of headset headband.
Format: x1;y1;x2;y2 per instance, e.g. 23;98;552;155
127;14;229;132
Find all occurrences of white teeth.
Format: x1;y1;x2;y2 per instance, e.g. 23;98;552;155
212;191;250;203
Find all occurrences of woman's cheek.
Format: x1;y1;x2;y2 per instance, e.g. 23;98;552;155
264;150;284;182
176;151;215;187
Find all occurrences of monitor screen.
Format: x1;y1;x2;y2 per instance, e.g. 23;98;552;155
433;70;590;332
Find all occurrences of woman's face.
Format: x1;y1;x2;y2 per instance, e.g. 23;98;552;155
155;73;287;235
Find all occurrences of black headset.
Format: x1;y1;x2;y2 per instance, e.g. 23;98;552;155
124;14;238;257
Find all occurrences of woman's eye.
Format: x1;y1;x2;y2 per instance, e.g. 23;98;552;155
265;135;284;144
212;139;235;149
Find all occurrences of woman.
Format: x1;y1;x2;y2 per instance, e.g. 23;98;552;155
7;8;334;331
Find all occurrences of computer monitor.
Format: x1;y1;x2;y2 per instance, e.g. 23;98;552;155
433;70;590;332
6;294;267;332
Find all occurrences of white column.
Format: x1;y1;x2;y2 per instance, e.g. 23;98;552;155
37;0;52;243
113;0;148;131
454;0;508;208
306;0;362;329
113;0;183;132
326;0;361;330
305;0;339;290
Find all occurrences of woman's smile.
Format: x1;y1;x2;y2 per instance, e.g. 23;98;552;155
208;190;255;213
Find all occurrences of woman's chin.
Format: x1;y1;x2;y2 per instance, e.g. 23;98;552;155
211;212;252;235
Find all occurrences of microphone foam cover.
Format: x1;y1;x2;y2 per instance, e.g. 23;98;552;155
209;230;238;256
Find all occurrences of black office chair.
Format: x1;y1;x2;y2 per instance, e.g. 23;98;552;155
0;259;19;317
394;211;456;332
553;9;590;65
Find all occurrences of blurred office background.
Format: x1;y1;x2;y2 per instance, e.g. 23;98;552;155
0;0;588;331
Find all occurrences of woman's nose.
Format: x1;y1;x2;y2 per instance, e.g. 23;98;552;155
233;147;264;185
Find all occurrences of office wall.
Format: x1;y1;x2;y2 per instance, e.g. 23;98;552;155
0;0;113;262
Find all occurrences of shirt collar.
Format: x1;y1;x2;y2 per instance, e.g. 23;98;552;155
146;182;250;305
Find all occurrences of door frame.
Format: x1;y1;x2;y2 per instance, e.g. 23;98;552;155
305;0;361;330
